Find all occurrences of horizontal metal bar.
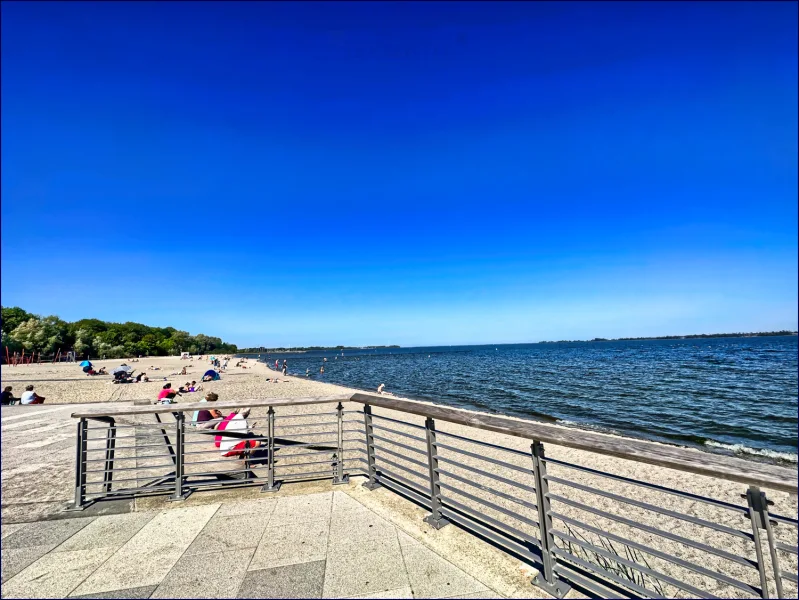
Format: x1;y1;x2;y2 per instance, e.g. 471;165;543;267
542;456;750;516
265;431;336;439
274;421;338;430
782;571;798;583
184;467;266;479
370;412;426;430
85;484;175;498
372;433;428;456
548;494;759;569
436;468;538;512
85;474;173;486
279;470;336;481
87;441;172;451
372;473;431;509
440;496;540;546
438;504;544;567
437;456;537;493
546;475;754;542
276;449;336;459
553;560;640;600
436;428;530;458
776;542;798;555
84;464;174;474
371;423;427;443
372;444;429;469
552;547;666;599
552;512;761;595
83;454;173;464
375;467;431;498
275;440;337;449
552;530;718;599
182;436;268;446
275;459;336;470
374;454;429;482
438;482;540;529
436;443;534;475
770;513;799;527
275;413;336;420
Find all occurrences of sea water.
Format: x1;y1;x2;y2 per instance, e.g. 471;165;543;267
251;336;798;464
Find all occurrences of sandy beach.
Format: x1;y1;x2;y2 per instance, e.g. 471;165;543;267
2;355;796;598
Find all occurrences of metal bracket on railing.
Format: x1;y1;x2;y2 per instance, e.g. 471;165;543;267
423;417;450;529
168;413;191;502
531;441;571;599
745;486;784;599
261;407;282;493
333;402;349;485
363;404;381;490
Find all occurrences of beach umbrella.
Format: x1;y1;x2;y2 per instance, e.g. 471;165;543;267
111;365;133;375
203;369;219;380
79;360;92;368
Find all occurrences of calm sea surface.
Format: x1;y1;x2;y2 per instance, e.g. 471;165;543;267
246;336;798;464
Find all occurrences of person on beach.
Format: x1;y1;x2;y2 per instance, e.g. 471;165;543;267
377;383;385;394
193;392;223;426
282;361;287;376
157;383;178;403
202;369;220;382
1;386;17;405
20;385;45;405
180;367;187;376
275;360;279;370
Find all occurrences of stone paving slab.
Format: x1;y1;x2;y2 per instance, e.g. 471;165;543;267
1;544;57;584
150;548;255;598
238;561;326;599
1;518;95;550
54;513;156;552
269;492;333;526
249;519;330;571
400;542;489;599
69;505;219;596
70;585;158;599
0;524;27;539
1;489;508;599
0;548;111;599
322;536;410;598
184;513;268;556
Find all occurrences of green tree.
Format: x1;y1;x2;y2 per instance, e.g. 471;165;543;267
2;307;34;336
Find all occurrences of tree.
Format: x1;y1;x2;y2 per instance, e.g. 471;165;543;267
9;316;68;354
2;307;34;336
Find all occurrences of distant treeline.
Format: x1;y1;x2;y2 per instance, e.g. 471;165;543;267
540;331;798;343
238;345;401;353
1;306;237;359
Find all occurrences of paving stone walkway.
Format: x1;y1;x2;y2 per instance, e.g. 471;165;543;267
1;491;503;599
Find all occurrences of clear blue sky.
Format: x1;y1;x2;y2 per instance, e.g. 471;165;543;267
1;1;796;347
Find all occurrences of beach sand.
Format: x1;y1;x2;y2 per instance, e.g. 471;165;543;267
2;355;796;598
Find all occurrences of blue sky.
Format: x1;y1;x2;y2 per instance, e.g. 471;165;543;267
1;1;796;347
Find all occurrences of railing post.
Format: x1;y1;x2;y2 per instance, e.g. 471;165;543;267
745;485;782;598
423;417;449;529
363;404;380;490
332;402;349;485
103;418;116;494
531;441;570;598
70;418;88;510
168;413;190;501
261;406;281;492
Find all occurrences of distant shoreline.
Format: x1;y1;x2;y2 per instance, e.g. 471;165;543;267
240;332;797;352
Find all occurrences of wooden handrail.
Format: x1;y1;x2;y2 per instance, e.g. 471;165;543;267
70;392;798;494
350;393;799;495
70;395;351;418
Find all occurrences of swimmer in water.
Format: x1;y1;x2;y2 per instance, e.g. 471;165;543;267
320;366;325;373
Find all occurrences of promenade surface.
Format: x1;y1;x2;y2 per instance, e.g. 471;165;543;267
1;404;551;599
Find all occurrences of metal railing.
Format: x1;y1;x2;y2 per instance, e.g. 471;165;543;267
68;393;797;599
